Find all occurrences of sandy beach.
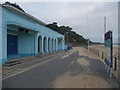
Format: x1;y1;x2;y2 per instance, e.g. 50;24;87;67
53;74;112;88
89;45;119;57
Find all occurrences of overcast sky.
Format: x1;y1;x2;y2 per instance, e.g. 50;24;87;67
0;0;119;43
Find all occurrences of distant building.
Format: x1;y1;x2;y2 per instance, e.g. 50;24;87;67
0;4;65;64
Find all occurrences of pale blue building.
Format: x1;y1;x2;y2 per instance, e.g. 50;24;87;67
0;4;66;64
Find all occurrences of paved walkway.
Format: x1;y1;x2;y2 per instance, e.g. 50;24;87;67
52;47;119;88
2;47;119;88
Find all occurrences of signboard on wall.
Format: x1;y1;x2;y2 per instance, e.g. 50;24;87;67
19;28;29;33
58;40;61;43
104;30;113;67
58;38;62;43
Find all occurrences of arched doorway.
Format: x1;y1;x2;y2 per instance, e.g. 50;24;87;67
55;39;56;51
48;38;50;52
43;37;47;53
38;36;42;53
53;39;55;51
58;38;62;50
52;38;54;51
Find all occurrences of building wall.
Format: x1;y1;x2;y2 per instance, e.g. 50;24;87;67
0;5;2;64
18;33;35;56
1;6;65;64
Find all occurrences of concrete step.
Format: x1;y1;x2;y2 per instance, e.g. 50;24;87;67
3;51;61;67
3;56;38;67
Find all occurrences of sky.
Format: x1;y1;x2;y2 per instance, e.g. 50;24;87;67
0;0;119;43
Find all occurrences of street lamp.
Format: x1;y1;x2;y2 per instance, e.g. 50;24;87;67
88;39;89;51
87;14;89;51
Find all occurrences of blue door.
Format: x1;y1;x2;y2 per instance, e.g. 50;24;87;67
7;34;18;54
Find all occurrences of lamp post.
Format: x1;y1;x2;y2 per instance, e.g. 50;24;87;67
64;32;69;50
64;32;68;45
88;39;89;51
87;14;89;51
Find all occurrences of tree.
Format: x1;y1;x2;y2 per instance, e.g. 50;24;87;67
3;2;25;12
46;22;90;46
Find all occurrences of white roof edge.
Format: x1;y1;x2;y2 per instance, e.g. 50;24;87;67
2;4;64;37
2;4;47;26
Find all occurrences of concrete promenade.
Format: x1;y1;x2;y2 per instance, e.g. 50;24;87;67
2;47;119;88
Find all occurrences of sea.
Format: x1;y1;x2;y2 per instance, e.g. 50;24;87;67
113;45;120;47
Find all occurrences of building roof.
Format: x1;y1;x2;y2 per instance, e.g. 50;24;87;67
2;4;64;37
2;4;47;26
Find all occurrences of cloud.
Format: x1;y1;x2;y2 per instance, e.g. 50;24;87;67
1;1;118;43
0;0;119;3
19;2;118;43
